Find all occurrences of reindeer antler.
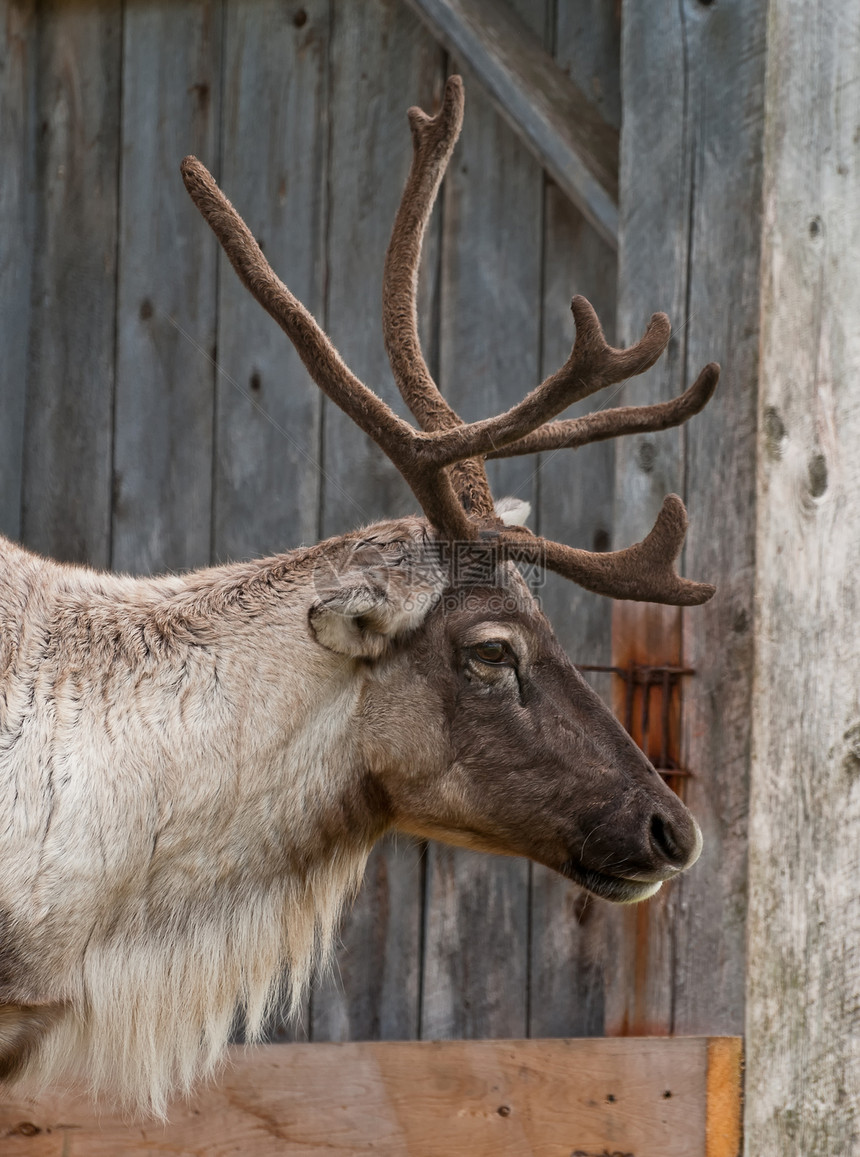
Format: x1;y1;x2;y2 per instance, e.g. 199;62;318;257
181;77;717;606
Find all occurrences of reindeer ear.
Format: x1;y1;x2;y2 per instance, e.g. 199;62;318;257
309;550;445;658
495;497;531;527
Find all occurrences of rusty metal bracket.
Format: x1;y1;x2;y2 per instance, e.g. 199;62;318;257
576;664;695;777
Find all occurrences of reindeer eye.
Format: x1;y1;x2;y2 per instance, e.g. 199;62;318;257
472;640;511;665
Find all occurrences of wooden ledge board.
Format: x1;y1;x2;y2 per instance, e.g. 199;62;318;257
1;1036;741;1156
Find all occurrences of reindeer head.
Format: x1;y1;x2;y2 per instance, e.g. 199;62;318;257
182;77;718;903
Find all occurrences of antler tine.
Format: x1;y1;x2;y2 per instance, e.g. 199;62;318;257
410;297;671;468
383;76;495;518
499;495;715;606
486;362;720;458
383;75;463;434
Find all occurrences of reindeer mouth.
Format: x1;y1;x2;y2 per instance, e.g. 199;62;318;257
559;860;663;904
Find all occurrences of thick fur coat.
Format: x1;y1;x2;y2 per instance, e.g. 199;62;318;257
0;521;439;1115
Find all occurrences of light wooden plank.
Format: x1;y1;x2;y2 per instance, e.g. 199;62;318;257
213;0;327;565
20;0;121;566
747;3;860;1153
420;0;546;1042
0;1037;739;1156
112;1;221;574
311;0;444;1043
0;0;36;542
405;0;619;246
528;0;620;1040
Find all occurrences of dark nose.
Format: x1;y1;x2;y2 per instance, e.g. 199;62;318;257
649;809;701;870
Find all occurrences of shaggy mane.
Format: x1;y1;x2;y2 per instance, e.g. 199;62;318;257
12;851;368;1118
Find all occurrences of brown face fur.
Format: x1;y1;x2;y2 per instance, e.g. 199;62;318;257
354;571;702;904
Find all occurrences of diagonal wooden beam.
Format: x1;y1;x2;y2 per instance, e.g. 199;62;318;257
404;0;619;248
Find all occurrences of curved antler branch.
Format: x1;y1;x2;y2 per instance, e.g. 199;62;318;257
412;297;671;468
383;76;495;518
181;157;412;450
499;495;715;606
383;75;463;434
486;363;719;458
182;154;482;540
182;74;719;605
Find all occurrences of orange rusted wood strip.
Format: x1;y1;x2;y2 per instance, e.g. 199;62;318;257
608;602;684;1037
0;1038;741;1157
705;1037;743;1157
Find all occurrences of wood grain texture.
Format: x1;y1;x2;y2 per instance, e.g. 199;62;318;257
0;1037;740;1156
555;0;621;131
0;0;35;542
318;0;442;539
747;3;860;1153
311;0;443;1043
421;0;545;1041
672;0;766;1039
20;0;121;566
404;0;619;246
606;0;689;1038
215;3;330;1042
112;0;221;574
528;1;620;1040
213;0;327;564
609;0;766;1042
706;1037;743;1157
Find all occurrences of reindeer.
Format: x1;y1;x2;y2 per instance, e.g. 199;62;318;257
0;77;719;1115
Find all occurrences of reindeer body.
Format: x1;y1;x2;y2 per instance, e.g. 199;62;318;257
1;76;720;1115
0;531;375;1110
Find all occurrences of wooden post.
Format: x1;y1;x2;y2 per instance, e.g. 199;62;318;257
746;2;860;1152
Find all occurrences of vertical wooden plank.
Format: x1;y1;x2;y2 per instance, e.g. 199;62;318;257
215;0;330;1042
112;0;222;575
747;4;860;1153
214;0;327;565
555;0;621;132
607;0;765;1040
311;0;444;1042
0;0;36;542
421;0;546;1041
21;0;121;566
674;0;766;1038
706;1037;743;1157
528;1;620;1040
318;3;441;540
607;0;691;1038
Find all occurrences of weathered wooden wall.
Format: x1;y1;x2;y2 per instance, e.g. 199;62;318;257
0;0;748;1051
